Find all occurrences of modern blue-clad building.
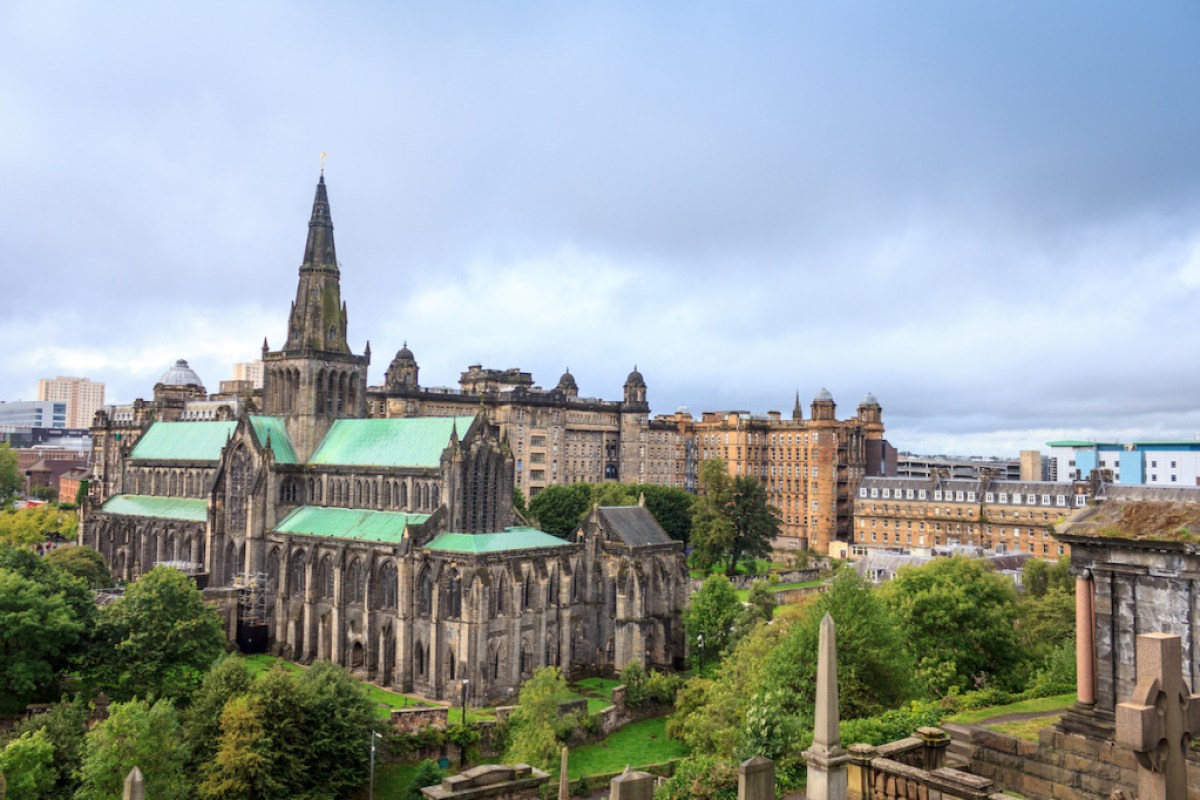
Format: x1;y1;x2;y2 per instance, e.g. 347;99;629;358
1047;439;1200;487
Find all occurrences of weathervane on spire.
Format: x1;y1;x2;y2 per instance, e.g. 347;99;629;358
320;152;328;174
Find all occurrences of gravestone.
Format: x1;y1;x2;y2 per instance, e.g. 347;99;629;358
122;767;144;800
739;755;775;800
609;767;655;800
1115;632;1200;799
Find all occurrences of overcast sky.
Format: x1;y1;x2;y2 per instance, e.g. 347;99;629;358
2;2;1198;457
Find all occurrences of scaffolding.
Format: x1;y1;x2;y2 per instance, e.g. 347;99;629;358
234;571;272;624
94;587;125;607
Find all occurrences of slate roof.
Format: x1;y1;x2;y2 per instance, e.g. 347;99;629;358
598;506;674;546
424;527;571;554
274;506;429;543
129;421;237;461
99;494;209;522
309;416;475;468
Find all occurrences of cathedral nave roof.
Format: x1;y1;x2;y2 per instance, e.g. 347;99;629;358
99;494;209;522
424;527;572;554
309;416;477;468
274;505;429;543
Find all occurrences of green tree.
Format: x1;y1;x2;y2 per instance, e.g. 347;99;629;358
528;483;593;537
513;487;529;517
881;556;1024;695
8;696;88;800
44;545;112;589
183;655;254;770
0;443;20;508
761;569;914;722
31;485;58;502
75;479;90;507
0;506;79;547
0;543;95;624
294;660;377;798
684;575;741;674
505;666;576;770
0;568;85;711
740;579;777;632
0;728;58;800
197;695;270;800
690;460;780;576
76;699;191;800
251;667;309;798
84;565;226;702
406;759;446;800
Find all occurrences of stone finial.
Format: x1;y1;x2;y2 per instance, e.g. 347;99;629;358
1116;632;1200;800
559;746;570;800
122;767;145;800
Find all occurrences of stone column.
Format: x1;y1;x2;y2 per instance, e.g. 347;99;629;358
803;613;849;800
1076;571;1095;706
558;746;570;800
738;756;774;800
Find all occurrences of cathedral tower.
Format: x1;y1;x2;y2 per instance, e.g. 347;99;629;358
262;175;370;460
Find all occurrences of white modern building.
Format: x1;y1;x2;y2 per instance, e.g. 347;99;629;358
1047;439;1200;487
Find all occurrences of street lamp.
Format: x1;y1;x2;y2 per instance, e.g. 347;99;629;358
696;633;704;673
460;679;470;724
368;730;381;800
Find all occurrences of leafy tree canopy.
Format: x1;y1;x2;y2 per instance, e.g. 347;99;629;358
684;574;742;674
1022;555;1072;598
505;666;576;770
690;460;779;576
0;505;79;547
528;483;593;537
8;696;89;800
0;568;86;712
76;699;191;800
197;695;271;800
0;728;58;800
0;443;20;508
183;655;254;770
761;569;915;723
84;565;226;703
43;545;112;589
881;556;1024;695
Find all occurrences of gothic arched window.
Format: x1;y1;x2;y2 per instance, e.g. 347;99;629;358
419;568;433;616
290;551;306;597
344;558;364;604
377;562;398;610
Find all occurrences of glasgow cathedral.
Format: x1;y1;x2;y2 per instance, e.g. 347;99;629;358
81;176;688;704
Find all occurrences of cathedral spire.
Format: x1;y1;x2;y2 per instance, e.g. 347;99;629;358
301;175;338;271
284;174;349;353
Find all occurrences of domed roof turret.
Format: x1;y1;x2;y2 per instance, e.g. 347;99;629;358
625;366;646;386
394;342;414;362
159;359;203;387
557;368;578;391
814;387;834;403
675;405;690;416
860;392;880;406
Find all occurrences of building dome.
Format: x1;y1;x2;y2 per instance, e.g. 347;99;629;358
675;405;690;416
814;387;834;403
160;359;203;387
860;392;880;406
625;366;646;386
557;369;577;390
394;342;415;362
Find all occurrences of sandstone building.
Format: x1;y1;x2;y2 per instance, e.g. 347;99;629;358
38;376;106;429
81;175;687;704
852;475;1093;559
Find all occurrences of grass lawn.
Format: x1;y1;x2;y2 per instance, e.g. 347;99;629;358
988;715;1061;741
567;716;687;779
943;693;1074;725
571;677;622;714
732;579;825;602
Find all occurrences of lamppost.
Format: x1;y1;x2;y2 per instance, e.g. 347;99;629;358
696;633;704;673
460;679;470;724
368;729;381;800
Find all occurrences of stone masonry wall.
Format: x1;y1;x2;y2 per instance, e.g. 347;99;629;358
948;721;1200;800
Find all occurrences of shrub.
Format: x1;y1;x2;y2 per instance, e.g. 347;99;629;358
654;755;737;800
406;759;445;800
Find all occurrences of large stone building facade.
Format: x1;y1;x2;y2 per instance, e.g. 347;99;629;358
852;475;1094;559
81;175;687;704
373;361;890;552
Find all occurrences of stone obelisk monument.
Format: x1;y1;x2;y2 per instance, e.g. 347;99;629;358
803;613;849;800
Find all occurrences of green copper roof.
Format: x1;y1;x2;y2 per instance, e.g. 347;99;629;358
274;506;430;543
129;421;237;461
99;494;208;522
250;416;298;464
424;527;571;554
309;416;475;468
